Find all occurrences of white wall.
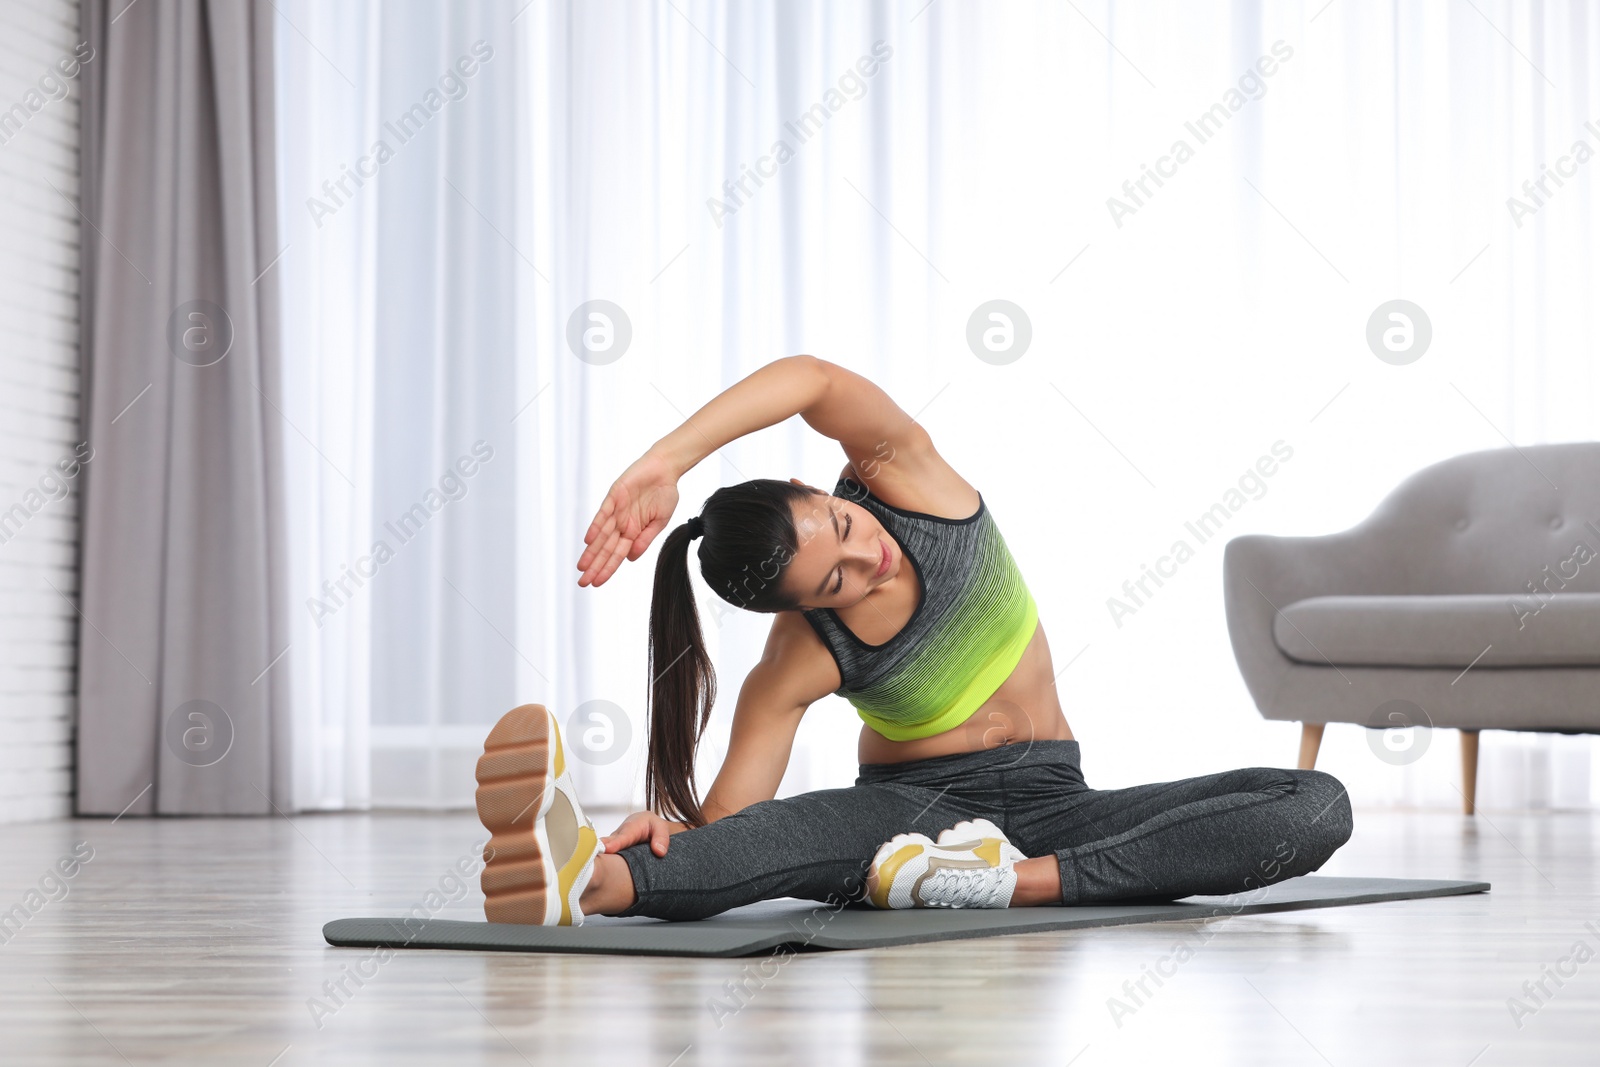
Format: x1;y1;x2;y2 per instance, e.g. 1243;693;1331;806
0;0;85;823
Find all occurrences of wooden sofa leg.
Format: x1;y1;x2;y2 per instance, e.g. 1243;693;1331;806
1298;722;1325;770
1461;729;1480;815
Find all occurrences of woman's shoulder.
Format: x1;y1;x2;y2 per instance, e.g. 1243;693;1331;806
836;464;983;525
766;608;845;702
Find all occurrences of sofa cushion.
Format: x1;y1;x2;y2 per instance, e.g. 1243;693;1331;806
1272;593;1600;668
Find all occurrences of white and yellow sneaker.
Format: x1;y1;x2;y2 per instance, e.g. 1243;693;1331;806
474;704;603;926
866;818;1025;910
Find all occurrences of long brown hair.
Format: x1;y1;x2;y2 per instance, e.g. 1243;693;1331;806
646;478;826;826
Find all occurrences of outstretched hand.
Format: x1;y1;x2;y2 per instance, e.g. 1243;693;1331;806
577;451;681;587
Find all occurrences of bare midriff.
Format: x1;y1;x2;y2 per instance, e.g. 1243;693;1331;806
856;620;1074;765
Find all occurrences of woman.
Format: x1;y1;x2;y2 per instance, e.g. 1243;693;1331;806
473;355;1352;925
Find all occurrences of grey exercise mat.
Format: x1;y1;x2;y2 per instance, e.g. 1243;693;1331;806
323;875;1488;958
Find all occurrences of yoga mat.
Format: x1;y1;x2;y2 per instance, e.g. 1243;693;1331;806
323;875;1488;958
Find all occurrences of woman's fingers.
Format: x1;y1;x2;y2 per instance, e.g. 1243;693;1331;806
578;491;627;566
603;813;675;856
577;482;629;576
601;821;646;853
578;526;621;587
577;528;611;583
624;524;649;559
578;490;646;587
580;490;619;553
590;533;633;588
576;526;610;575
627;518;666;561
580;514;639;587
577;467;680;585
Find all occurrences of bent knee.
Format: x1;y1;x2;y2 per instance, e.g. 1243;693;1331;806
1293;769;1353;854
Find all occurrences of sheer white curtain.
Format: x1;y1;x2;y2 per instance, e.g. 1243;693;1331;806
275;0;526;809
276;0;1600;813
274;0;376;810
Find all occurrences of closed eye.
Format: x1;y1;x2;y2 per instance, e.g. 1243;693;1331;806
832;513;852;594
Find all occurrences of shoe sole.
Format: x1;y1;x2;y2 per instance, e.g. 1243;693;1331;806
475;703;560;924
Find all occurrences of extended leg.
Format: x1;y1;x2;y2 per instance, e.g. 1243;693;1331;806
613;782;979;921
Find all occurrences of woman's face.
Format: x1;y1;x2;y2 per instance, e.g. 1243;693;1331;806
785;489;904;610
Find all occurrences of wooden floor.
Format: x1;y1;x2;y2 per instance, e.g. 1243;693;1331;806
0;805;1596;1066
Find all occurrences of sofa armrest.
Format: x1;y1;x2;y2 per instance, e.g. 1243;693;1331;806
1222;525;1401;717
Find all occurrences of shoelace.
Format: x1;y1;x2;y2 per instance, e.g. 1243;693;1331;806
920;862;1015;908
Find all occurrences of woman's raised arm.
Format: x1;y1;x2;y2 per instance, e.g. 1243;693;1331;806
650;355;833;478
576;355;830;587
577;354;936;587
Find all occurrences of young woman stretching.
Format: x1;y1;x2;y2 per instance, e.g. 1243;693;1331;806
472;355;1353;925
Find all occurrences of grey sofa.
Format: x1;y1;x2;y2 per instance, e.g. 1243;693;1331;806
1223;442;1600;813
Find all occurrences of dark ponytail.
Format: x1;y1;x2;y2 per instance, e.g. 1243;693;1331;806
645;478;826;827
645;521;718;827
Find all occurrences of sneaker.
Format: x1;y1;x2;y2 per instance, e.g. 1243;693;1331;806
474;704;602;925
865;820;1024;910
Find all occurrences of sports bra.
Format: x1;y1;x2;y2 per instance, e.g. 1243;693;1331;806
801;474;1039;741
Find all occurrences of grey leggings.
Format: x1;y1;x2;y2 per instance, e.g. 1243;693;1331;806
616;739;1353;922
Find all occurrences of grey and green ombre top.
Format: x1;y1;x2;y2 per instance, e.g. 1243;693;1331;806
801;475;1039;741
